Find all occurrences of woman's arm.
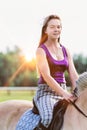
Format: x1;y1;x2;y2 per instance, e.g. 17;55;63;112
36;48;73;101
66;48;79;90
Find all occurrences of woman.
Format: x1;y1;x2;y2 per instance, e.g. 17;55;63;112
33;14;79;130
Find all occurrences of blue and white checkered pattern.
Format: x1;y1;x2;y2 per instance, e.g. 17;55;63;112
15;108;40;130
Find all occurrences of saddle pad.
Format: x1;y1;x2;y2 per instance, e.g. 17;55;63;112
16;108;40;130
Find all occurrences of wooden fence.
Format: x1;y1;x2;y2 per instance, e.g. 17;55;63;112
0;87;37;91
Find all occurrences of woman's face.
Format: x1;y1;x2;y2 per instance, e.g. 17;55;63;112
45;19;62;40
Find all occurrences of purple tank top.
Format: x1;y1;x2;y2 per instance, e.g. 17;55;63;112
38;44;69;84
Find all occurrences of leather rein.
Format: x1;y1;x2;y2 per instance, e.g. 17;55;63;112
70;100;87;118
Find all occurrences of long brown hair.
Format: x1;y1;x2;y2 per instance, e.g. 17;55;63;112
39;15;61;46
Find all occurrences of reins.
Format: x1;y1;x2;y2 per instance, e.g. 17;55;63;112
70;88;87;118
70;100;87;118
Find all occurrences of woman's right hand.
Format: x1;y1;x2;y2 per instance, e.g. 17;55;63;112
62;90;75;102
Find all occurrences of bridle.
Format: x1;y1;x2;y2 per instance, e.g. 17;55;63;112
70;100;87;118
70;88;87;118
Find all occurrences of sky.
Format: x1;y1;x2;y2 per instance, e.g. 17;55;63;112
0;0;87;59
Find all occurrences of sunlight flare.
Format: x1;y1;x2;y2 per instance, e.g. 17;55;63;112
24;51;34;62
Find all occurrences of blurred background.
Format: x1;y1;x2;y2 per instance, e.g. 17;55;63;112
0;0;87;101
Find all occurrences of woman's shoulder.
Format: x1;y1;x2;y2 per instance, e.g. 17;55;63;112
36;46;46;56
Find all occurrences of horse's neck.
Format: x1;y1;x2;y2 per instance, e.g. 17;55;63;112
75;90;87;115
62;92;87;130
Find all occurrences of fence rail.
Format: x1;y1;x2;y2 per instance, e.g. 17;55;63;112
0;87;37;91
0;86;71;92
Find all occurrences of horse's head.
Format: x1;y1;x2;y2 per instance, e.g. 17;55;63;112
76;71;87;95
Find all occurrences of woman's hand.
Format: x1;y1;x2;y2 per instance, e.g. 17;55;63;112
62;90;77;102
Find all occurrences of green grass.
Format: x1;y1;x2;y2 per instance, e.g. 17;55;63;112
0;87;71;102
0;90;35;102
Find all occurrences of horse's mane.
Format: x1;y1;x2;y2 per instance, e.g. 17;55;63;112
76;71;87;93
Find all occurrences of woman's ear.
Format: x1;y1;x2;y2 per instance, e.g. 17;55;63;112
45;30;47;34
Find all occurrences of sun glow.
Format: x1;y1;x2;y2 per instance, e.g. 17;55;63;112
24;51;35;62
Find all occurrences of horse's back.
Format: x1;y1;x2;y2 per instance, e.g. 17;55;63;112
0;100;33;130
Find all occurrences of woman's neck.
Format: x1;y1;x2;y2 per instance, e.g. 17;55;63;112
45;39;60;48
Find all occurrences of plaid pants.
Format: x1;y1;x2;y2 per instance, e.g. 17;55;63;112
34;83;67;128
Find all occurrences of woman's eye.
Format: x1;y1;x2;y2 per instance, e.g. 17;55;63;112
50;26;54;28
57;26;61;29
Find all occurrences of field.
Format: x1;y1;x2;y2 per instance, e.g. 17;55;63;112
0;87;71;102
0;90;35;102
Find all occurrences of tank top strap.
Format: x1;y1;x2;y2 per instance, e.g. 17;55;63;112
61;45;68;58
39;44;50;56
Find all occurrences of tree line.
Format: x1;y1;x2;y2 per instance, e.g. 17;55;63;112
0;46;87;87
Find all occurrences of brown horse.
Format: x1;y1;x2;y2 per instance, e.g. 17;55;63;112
0;72;87;130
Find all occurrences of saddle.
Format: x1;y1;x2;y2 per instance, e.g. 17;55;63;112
49;99;69;130
32;99;69;130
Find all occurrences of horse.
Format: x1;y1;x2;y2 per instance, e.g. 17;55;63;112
62;89;87;130
0;72;87;130
62;72;87;130
0;100;33;130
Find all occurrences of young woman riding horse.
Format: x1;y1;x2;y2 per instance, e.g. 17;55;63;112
33;14;78;129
